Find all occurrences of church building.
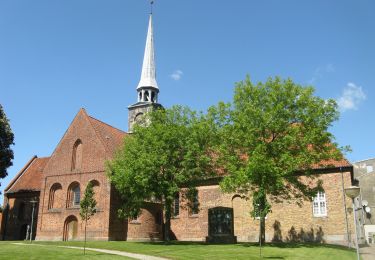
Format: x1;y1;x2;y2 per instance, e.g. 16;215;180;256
1;13;356;245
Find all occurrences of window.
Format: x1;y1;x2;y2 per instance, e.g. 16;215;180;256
172;193;180;217
151;91;156;102
144;91;150;101
67;182;80;208
190;192;199;215
313;191;327;217
48;183;63;209
72;186;80;206
208;207;234;236
71;140;83;171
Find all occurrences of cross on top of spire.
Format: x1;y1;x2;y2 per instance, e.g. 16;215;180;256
150;0;154;14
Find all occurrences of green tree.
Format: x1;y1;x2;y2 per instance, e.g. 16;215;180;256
80;181;97;254
0;104;14;192
107;106;214;241
210;76;346;244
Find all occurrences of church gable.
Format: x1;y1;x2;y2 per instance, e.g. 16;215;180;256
43;108;120;176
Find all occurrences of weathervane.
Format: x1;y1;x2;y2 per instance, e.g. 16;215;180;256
150;0;154;14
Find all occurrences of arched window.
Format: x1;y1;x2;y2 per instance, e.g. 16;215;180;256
71;140;83;171
144;91;150;101
67;182;80;208
151;91;155;102
48;183;63;209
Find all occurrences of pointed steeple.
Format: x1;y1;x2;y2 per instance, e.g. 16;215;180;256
128;11;162;132
137;14;158;90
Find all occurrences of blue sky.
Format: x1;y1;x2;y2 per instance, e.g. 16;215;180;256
1;0;374;203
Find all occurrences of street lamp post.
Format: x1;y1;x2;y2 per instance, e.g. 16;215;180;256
29;200;38;243
344;186;361;260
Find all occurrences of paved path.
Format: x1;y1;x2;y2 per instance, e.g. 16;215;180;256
360;244;375;260
12;243;169;260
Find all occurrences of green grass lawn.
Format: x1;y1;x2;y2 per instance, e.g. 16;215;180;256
0;242;130;259
8;240;356;260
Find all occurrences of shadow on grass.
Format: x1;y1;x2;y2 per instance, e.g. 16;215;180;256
240;242;355;252
135;240;354;253
133;240;354;251
137;241;208;246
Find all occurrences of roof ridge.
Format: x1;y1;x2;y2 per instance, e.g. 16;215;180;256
37;156;50;160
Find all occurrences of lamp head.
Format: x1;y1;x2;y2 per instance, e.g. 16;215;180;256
344;186;360;199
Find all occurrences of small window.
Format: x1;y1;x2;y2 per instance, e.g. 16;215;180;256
151;91;155;102
190;192;199;215
144;91;150;101
172;193;180;217
73;186;80;206
67;182;80;208
313;191;327;217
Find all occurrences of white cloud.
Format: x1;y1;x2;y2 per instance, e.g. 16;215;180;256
337;82;366;112
170;70;183;81
308;64;335;84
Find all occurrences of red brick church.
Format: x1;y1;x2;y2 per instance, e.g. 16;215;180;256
1;14;356;245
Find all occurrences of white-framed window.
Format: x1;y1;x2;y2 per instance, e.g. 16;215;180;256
313;191;327;217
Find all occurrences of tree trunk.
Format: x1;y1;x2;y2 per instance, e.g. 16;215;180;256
84;212;87;255
164;197;172;242
260;216;266;244
258;190;267;245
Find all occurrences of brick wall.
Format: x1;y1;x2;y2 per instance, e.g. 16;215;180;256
169;171;355;245
127;202;163;241
36;110;113;241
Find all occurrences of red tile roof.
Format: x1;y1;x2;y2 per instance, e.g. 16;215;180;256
5;156;50;194
88;116;127;155
312;157;351;170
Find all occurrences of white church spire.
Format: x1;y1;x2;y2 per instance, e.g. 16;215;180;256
137;14;158;90
128;2;163;132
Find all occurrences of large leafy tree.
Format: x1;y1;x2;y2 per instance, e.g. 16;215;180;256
80;181;97;254
107;106;214;241
0;104;14;192
210;76;345;243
